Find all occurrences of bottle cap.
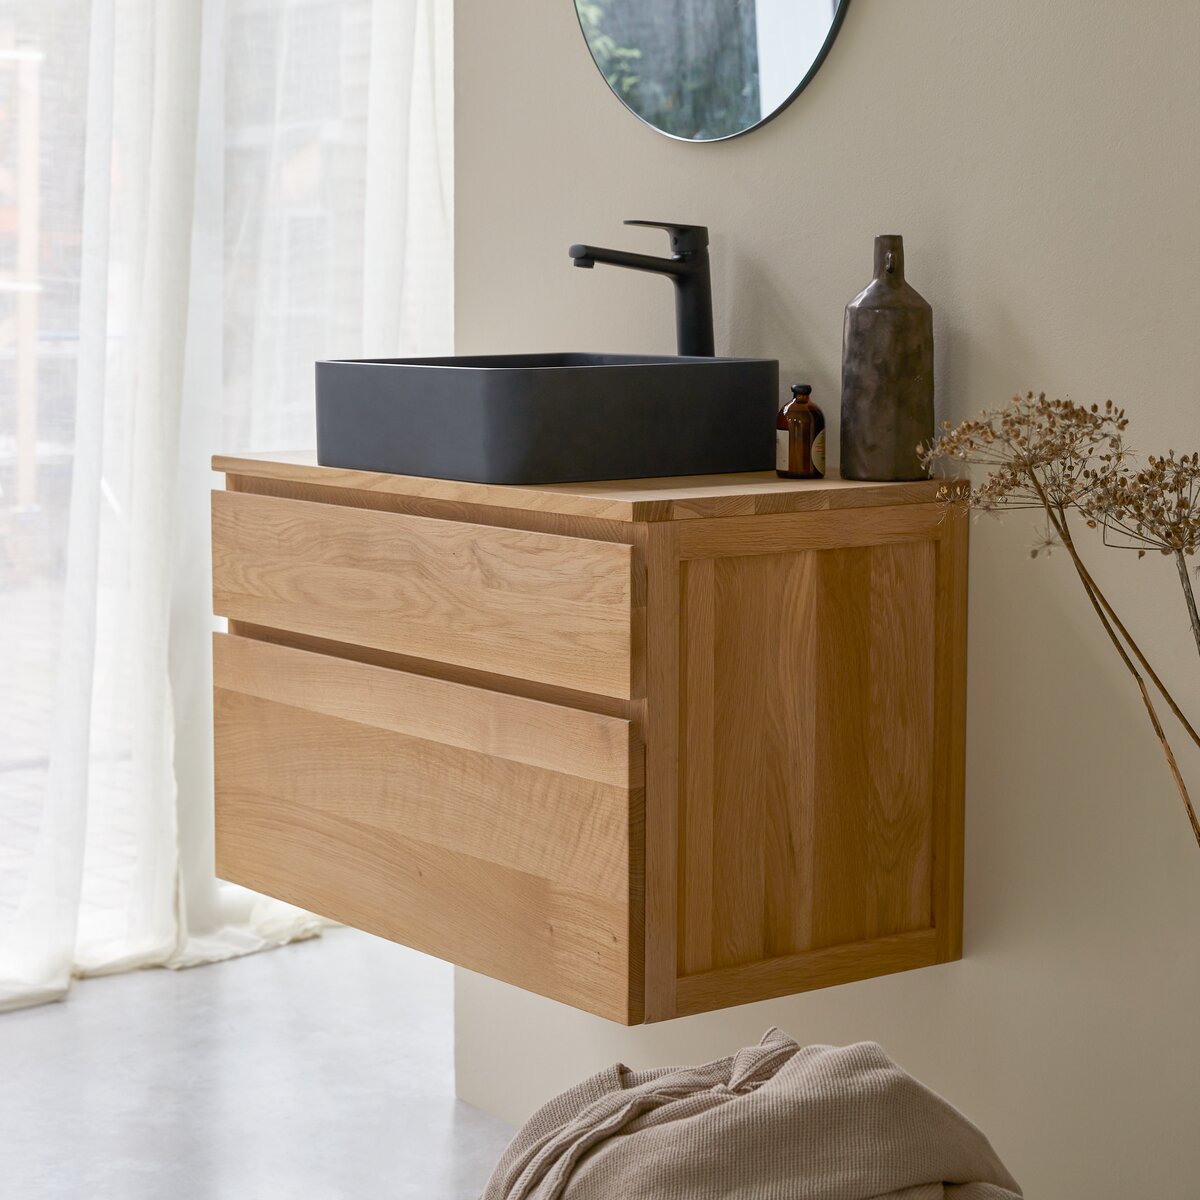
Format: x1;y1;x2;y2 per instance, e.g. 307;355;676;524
791;383;812;397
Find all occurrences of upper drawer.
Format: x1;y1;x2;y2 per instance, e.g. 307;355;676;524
211;490;634;698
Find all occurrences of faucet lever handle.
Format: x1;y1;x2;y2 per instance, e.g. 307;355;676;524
624;220;709;257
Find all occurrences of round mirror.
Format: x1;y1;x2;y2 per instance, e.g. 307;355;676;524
575;1;850;142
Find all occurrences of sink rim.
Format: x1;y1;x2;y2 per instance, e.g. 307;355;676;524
319;352;778;371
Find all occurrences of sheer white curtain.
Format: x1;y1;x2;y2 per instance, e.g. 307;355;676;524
0;0;453;1011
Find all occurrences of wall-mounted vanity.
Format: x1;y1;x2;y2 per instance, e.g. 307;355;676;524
211;454;966;1024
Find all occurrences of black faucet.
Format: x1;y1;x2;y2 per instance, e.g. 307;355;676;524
569;220;715;357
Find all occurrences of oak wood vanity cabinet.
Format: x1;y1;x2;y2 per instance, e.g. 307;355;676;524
211;454;967;1025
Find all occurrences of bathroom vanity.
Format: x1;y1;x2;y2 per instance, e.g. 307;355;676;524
211;454;966;1024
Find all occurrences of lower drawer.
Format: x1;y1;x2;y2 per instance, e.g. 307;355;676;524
213;633;643;1023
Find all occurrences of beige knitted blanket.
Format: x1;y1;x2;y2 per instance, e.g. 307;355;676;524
482;1030;1021;1200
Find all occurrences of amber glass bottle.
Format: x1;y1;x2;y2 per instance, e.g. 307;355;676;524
776;384;826;478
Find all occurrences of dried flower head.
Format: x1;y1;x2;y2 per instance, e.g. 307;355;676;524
921;391;1129;516
1084;451;1200;559
920;392;1130;558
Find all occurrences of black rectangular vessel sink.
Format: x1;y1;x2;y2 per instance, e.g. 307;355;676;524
315;353;779;485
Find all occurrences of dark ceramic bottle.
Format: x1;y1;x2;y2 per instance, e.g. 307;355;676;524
776;384;826;478
840;235;933;481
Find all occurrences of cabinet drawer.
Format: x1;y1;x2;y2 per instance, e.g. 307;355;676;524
213;633;643;1023
212;490;634;698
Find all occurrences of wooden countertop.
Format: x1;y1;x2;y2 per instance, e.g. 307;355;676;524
213;450;945;523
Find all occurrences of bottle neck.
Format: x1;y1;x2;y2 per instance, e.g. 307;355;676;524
874;235;905;284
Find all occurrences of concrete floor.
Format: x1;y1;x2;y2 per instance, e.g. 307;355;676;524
0;928;514;1199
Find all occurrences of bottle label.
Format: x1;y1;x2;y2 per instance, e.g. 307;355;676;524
811;430;826;476
776;429;790;472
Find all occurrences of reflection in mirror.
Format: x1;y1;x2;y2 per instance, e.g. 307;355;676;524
576;0;848;142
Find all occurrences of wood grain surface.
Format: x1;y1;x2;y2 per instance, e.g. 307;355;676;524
214;634;642;1023
635;522;681;1022
214;452;947;523
212;489;634;697
673;929;941;1017
676;540;936;976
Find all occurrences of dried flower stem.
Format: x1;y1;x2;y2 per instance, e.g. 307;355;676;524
1134;675;1200;848
1053;513;1200;753
1059;534;1200;847
1175;550;1200;660
923;393;1200;853
1027;475;1200;849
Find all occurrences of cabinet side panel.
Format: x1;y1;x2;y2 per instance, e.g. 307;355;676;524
932;505;969;961
678;537;937;977
809;542;936;950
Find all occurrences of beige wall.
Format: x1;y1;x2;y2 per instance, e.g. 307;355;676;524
452;2;1200;1194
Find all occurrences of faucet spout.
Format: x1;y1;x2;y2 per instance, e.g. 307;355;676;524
569;244;687;277
568;221;715;357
